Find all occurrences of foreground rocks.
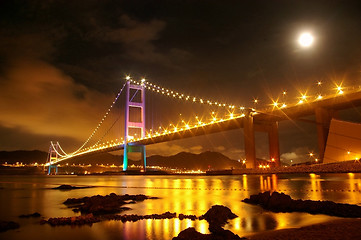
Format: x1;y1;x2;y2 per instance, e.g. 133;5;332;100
200;205;238;234
173;205;244;240
63;193;158;215
0;220;20;232
243;191;361;218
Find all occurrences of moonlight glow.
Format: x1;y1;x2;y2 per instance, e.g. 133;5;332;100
298;33;314;47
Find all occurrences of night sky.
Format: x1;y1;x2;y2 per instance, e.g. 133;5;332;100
1;0;360;163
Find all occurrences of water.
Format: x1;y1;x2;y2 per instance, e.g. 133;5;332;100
1;173;361;239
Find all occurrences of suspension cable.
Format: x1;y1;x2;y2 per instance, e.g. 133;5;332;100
93;115;121;147
56;141;68;156
68;83;127;156
50;141;66;157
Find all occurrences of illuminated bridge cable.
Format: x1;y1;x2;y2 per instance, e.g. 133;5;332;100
50;141;66;157
57;141;68;156
129;79;248;112
93;115;121;148
68;82;127;156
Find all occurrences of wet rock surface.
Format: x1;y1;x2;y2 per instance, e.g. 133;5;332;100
63;193;158;215
52;184;94;190
243;191;361;218
19;212;41;218
0;220;20;232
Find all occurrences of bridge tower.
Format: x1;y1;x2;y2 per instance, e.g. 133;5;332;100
47;142;59;175
123;79;146;171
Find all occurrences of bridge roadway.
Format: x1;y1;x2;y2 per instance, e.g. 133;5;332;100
62;90;361;167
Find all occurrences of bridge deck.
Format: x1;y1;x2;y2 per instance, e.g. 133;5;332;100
59;90;361;162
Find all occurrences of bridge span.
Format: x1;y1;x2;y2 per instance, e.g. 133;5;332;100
54;89;361;169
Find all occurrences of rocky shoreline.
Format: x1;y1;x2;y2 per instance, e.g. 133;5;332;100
3;190;361;239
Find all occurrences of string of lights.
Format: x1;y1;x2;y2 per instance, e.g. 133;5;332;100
128;77;246;111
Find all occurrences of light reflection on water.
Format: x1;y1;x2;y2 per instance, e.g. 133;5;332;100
0;173;361;239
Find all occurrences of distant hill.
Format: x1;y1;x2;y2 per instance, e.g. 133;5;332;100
0;150;241;170
0;150;47;164
145;151;242;170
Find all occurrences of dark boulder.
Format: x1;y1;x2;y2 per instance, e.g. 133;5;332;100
200;205;238;233
267;192;293;212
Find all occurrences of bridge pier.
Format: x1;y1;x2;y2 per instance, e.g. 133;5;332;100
243;109;280;168
47;164;58;175
123;144;146;171
268;121;280;167
47;142;59;175
244;110;256;168
315;107;338;162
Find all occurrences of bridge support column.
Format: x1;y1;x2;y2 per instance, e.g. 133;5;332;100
268;121;280;167
48;165;58;175
244;110;256;168
315;107;337;162
123;79;146;172
123;144;146;172
47;142;59;175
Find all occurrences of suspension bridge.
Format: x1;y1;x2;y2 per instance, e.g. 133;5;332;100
46;77;361;174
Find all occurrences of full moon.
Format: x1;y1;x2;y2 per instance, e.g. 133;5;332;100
298;33;314;47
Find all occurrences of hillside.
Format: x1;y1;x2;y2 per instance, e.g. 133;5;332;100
0;150;47;164
0;150;241;170
145;151;242;170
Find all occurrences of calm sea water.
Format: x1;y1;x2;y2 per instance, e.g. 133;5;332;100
1;173;361;239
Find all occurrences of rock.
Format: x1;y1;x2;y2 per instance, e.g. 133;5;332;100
43;214;100;226
179;214;197;220
0;220;20;232
63;193;157;215
172;227;209;240
200;205;238;233
242;191;361;218
104;211;177;222
172;227;246;240
267;192;293;212
19;212;41;218
53;185;94;190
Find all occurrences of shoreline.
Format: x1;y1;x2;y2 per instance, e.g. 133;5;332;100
246;218;361;240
